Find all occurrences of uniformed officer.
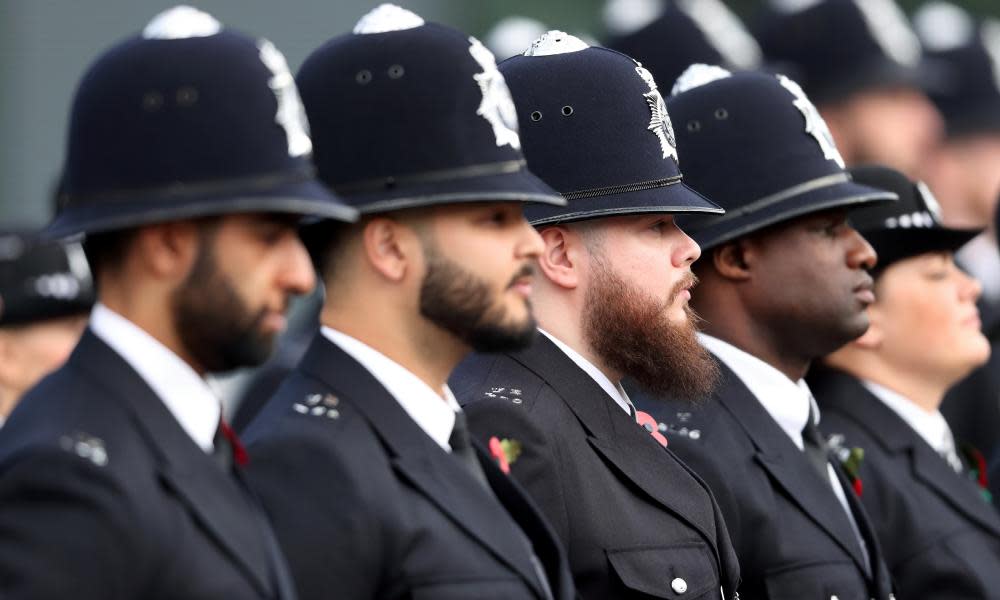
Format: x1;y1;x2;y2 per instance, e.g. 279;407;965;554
913;1;1000;461
629;65;897;599
604;0;763;92
808;165;1000;598
0;232;93;420
242;6;575;600
0;6;355;598
754;0;942;179
450;32;740;599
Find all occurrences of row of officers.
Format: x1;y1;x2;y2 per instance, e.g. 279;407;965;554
1;1;1000;599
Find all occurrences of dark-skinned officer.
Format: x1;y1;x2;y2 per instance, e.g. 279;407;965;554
630;65;898;600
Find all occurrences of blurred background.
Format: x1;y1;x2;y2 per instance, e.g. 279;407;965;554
3;0;1000;226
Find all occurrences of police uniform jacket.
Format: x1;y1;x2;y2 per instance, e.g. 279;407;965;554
630;358;894;600
451;334;741;600
243;333;574;600
0;330;295;600
812;367;1000;599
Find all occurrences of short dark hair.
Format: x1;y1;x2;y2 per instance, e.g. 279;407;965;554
300;219;355;283
82;228;138;285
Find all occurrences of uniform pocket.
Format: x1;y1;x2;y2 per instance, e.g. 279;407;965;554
411;577;536;600
763;561;869;600
607;541;719;599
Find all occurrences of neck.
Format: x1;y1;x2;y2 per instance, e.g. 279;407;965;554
321;298;466;399
0;386;18;419
700;314;810;382
830;352;946;413
99;286;207;375
533;290;622;384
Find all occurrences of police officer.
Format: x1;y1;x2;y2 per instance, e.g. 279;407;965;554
0;6;355;598
242;6;574;599
754;0;942;179
913;1;1000;461
809;165;1000;598
0;232;93;420
604;0;763;92
451;33;740;599
629;65;897;599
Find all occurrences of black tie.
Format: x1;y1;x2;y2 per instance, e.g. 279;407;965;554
448;411;554;600
449;410;491;490
802;412;832;482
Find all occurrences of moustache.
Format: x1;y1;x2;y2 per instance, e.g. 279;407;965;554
506;264;536;288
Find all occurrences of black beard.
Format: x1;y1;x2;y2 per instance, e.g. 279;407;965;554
172;234;276;373
418;242;537;353
582;259;718;401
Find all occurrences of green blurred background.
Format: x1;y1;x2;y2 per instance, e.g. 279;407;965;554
2;0;998;226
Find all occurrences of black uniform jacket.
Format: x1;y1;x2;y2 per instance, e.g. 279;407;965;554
630;358;895;600
451;334;741;600
242;333;575;600
812;367;1000;599
0;330;295;600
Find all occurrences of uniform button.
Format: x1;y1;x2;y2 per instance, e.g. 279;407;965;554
830;596;839;600
671;577;687;594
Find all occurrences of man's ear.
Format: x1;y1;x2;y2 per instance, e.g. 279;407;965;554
136;221;200;281
712;240;752;282
536;226;585;290
361;216;415;283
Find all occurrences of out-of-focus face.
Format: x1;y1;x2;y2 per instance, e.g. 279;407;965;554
743;209;878;358
417;202;544;352
872;251;989;384
940;134;1000;228
0;313;89;413
172;213;316;373
577;214;719;399
823;85;943;179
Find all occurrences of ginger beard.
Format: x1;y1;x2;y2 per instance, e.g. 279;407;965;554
418;239;537;353
582;256;718;400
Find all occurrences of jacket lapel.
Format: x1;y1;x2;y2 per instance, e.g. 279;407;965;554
297;335;548;599
71;331;275;597
711;359;872;576
818;369;1000;538
506;336;722;555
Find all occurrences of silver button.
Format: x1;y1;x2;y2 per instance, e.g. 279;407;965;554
671;577;687;594
830;596;839;600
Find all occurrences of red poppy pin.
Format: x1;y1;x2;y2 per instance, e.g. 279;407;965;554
488;437;521;474
828;434;863;497
635;410;669;447
960;444;993;504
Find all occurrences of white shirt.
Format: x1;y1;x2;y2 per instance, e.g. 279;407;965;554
539;329;634;415
700;334;870;566
699;333;815;449
321;326;460;452
862;379;962;471
90;303;220;453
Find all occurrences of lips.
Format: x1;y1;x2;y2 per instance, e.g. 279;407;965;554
853;275;875;305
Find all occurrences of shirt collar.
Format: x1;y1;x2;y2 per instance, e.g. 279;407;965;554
699;333;815;450
862;379;956;455
321;326;459;451
539;328;633;415
89;303;220;453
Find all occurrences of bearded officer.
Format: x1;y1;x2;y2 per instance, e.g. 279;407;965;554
0;232;93;420
450;33;740;600
242;6;575;600
810;165;1000;598
0;7;356;599
628;65;897;600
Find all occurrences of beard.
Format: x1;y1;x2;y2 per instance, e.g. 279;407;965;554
172;234;276;373
418;242;537;353
582;258;718;401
